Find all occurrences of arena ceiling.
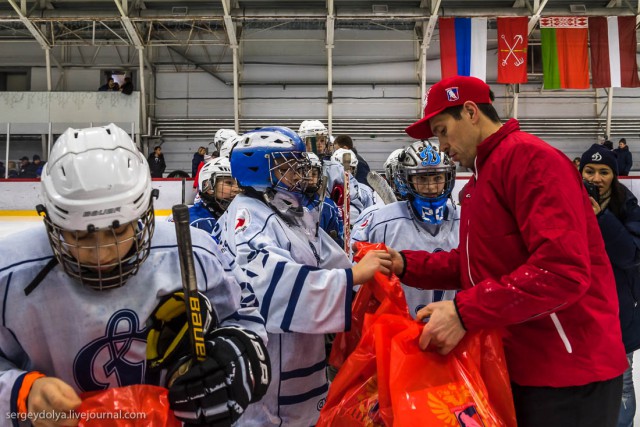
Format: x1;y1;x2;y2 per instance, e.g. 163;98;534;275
0;0;637;49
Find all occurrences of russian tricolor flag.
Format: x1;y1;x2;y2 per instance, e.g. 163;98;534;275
439;17;488;81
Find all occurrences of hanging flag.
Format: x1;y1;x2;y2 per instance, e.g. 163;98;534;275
589;16;640;88
496;17;528;83
439;17;488;81
540;17;589;89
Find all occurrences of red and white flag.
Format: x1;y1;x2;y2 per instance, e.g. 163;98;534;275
497;17;528;83
589;16;640;88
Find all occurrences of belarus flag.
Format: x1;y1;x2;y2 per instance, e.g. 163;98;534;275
540;17;590;89
439;17;488;81
589;16;640;88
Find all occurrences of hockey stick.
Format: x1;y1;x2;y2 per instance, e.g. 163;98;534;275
342;153;352;257
172;204;207;363
366;170;398;205
315;175;328;237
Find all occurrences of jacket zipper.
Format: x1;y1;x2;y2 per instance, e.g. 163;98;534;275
550;313;573;353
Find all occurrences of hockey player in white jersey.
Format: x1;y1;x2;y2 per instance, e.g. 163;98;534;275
331;147;379;222
217;128;393;426
351;140;459;318
383;148;406;200
0;124;269;427
169;156;241;238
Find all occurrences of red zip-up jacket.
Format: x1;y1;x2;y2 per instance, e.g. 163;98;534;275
402;119;627;387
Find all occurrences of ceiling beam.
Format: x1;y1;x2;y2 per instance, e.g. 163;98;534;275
421;0;441;51
220;0;237;47
528;0;549;35
606;0;622;7
7;0;50;48
114;0;144;48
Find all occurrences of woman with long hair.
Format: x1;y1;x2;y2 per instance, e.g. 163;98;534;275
581;143;640;427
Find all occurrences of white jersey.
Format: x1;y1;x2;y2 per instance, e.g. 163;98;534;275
322;158;344;192
217;193;353;426
350;177;378;222
0;221;266;417
351;200;460;319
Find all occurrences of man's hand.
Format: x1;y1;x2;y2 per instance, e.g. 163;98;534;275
416;301;466;355
351;250;392;284
28;377;81;426
386;246;405;276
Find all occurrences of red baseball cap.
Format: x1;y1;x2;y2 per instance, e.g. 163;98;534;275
405;76;492;139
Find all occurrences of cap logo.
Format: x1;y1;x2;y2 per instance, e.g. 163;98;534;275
445;87;459;101
420;145;441;166
591;152;603;161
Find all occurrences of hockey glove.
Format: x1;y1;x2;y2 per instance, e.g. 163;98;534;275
168;327;271;427
146;291;218;372
331;184;344;206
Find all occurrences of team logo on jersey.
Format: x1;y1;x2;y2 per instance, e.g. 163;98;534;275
591;152;603;161
73;309;147;392
235;208;251;234
445;87;459;101
360;218;370;228
419;145;441;166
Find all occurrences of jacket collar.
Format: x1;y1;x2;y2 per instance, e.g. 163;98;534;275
473;118;520;177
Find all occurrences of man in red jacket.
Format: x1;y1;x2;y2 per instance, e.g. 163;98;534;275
389;76;627;427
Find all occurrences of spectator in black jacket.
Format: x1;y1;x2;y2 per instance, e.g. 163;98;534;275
18;156;38;178
581;143;640;427
147;146;166;178
192;146;206;178
333;134;371;184
120;77;134;95
614;138;633;176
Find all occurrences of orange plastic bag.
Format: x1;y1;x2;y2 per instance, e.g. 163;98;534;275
329;242;409;369
319;243;517;427
389;324;517;427
77;385;180;427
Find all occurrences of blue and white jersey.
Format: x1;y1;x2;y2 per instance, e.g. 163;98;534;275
167;200;219;241
218;193;353;426
351;200;460;319
350;178;379;222
322;158;344;193
0;221;265;424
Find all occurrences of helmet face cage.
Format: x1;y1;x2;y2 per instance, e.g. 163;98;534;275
268;151;313;195
396;142;456;224
43;201;155;291
199;158;239;214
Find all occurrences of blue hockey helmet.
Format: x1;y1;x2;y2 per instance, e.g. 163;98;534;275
230;128;311;194
396;140;456;224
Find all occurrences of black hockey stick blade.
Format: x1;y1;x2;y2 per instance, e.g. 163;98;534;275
172;204;207;363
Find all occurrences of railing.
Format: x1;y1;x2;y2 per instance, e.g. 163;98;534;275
151;117;640;141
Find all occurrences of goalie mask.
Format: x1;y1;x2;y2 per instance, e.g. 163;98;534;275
298;119;331;157
198;157;241;217
38;124;157;290
396;141;456;225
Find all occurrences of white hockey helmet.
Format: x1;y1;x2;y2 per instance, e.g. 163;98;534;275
199;156;239;213
219;134;243;158
213;128;238;152
38;124;156;289
297;120;327;139
332;148;358;174
384;148;404;182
